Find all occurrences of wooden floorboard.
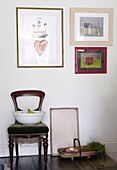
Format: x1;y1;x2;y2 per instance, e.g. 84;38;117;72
101;155;117;168
87;156;108;169
19;156;36;170
0;154;117;170
58;157;81;170
32;155;51;170
49;156;65;170
5;157;21;170
87;155;117;169
60;157;81;170
74;157;95;170
0;157;5;165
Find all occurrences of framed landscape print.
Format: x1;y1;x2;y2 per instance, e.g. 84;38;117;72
75;47;107;74
70;8;113;45
16;7;64;68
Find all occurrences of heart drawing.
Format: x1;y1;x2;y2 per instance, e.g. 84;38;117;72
34;40;48;55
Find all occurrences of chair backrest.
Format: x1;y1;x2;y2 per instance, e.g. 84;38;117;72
11;90;45;111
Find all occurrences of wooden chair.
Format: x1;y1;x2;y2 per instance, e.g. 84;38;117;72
7;90;49;168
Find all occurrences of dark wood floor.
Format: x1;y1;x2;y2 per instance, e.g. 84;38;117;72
0;155;117;170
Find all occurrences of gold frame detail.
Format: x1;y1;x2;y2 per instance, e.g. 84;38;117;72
16;7;64;68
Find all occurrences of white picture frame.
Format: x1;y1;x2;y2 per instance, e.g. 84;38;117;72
70;8;113;45
50;107;79;156
16;7;64;68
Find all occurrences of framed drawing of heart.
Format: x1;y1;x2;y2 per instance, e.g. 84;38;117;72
16;7;64;68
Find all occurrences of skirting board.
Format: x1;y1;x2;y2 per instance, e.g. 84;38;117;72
50;107;79;156
0;143;43;157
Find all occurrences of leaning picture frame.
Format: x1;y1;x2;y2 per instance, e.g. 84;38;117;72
70;8;113;45
16;7;64;68
75;47;107;74
50;107;79;156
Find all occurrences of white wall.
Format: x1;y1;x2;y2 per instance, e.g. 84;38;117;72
0;0;117;157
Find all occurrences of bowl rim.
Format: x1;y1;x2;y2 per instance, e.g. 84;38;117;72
14;111;46;115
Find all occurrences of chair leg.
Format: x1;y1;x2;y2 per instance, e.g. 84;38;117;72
8;136;14;168
39;137;42;162
15;142;19;158
43;135;48;163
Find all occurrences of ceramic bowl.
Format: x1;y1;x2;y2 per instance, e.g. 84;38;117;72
14;111;46;125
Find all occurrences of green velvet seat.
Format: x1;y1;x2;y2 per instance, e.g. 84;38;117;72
7;90;49;169
8;122;49;135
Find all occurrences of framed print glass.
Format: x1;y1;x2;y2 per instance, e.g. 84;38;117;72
70;8;113;45
75;47;107;74
16;7;64;68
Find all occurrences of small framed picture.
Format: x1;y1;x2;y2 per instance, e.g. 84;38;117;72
70;8;113;45
75;47;107;74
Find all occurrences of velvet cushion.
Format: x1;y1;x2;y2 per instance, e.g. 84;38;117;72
8;123;49;135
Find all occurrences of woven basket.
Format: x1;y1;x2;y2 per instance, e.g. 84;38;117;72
58;138;97;158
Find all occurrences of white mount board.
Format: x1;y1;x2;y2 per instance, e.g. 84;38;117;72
50;107;79;156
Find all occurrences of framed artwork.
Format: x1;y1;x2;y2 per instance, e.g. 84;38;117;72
70;8;113;45
50;107;79;156
16;7;64;68
75;47;107;74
